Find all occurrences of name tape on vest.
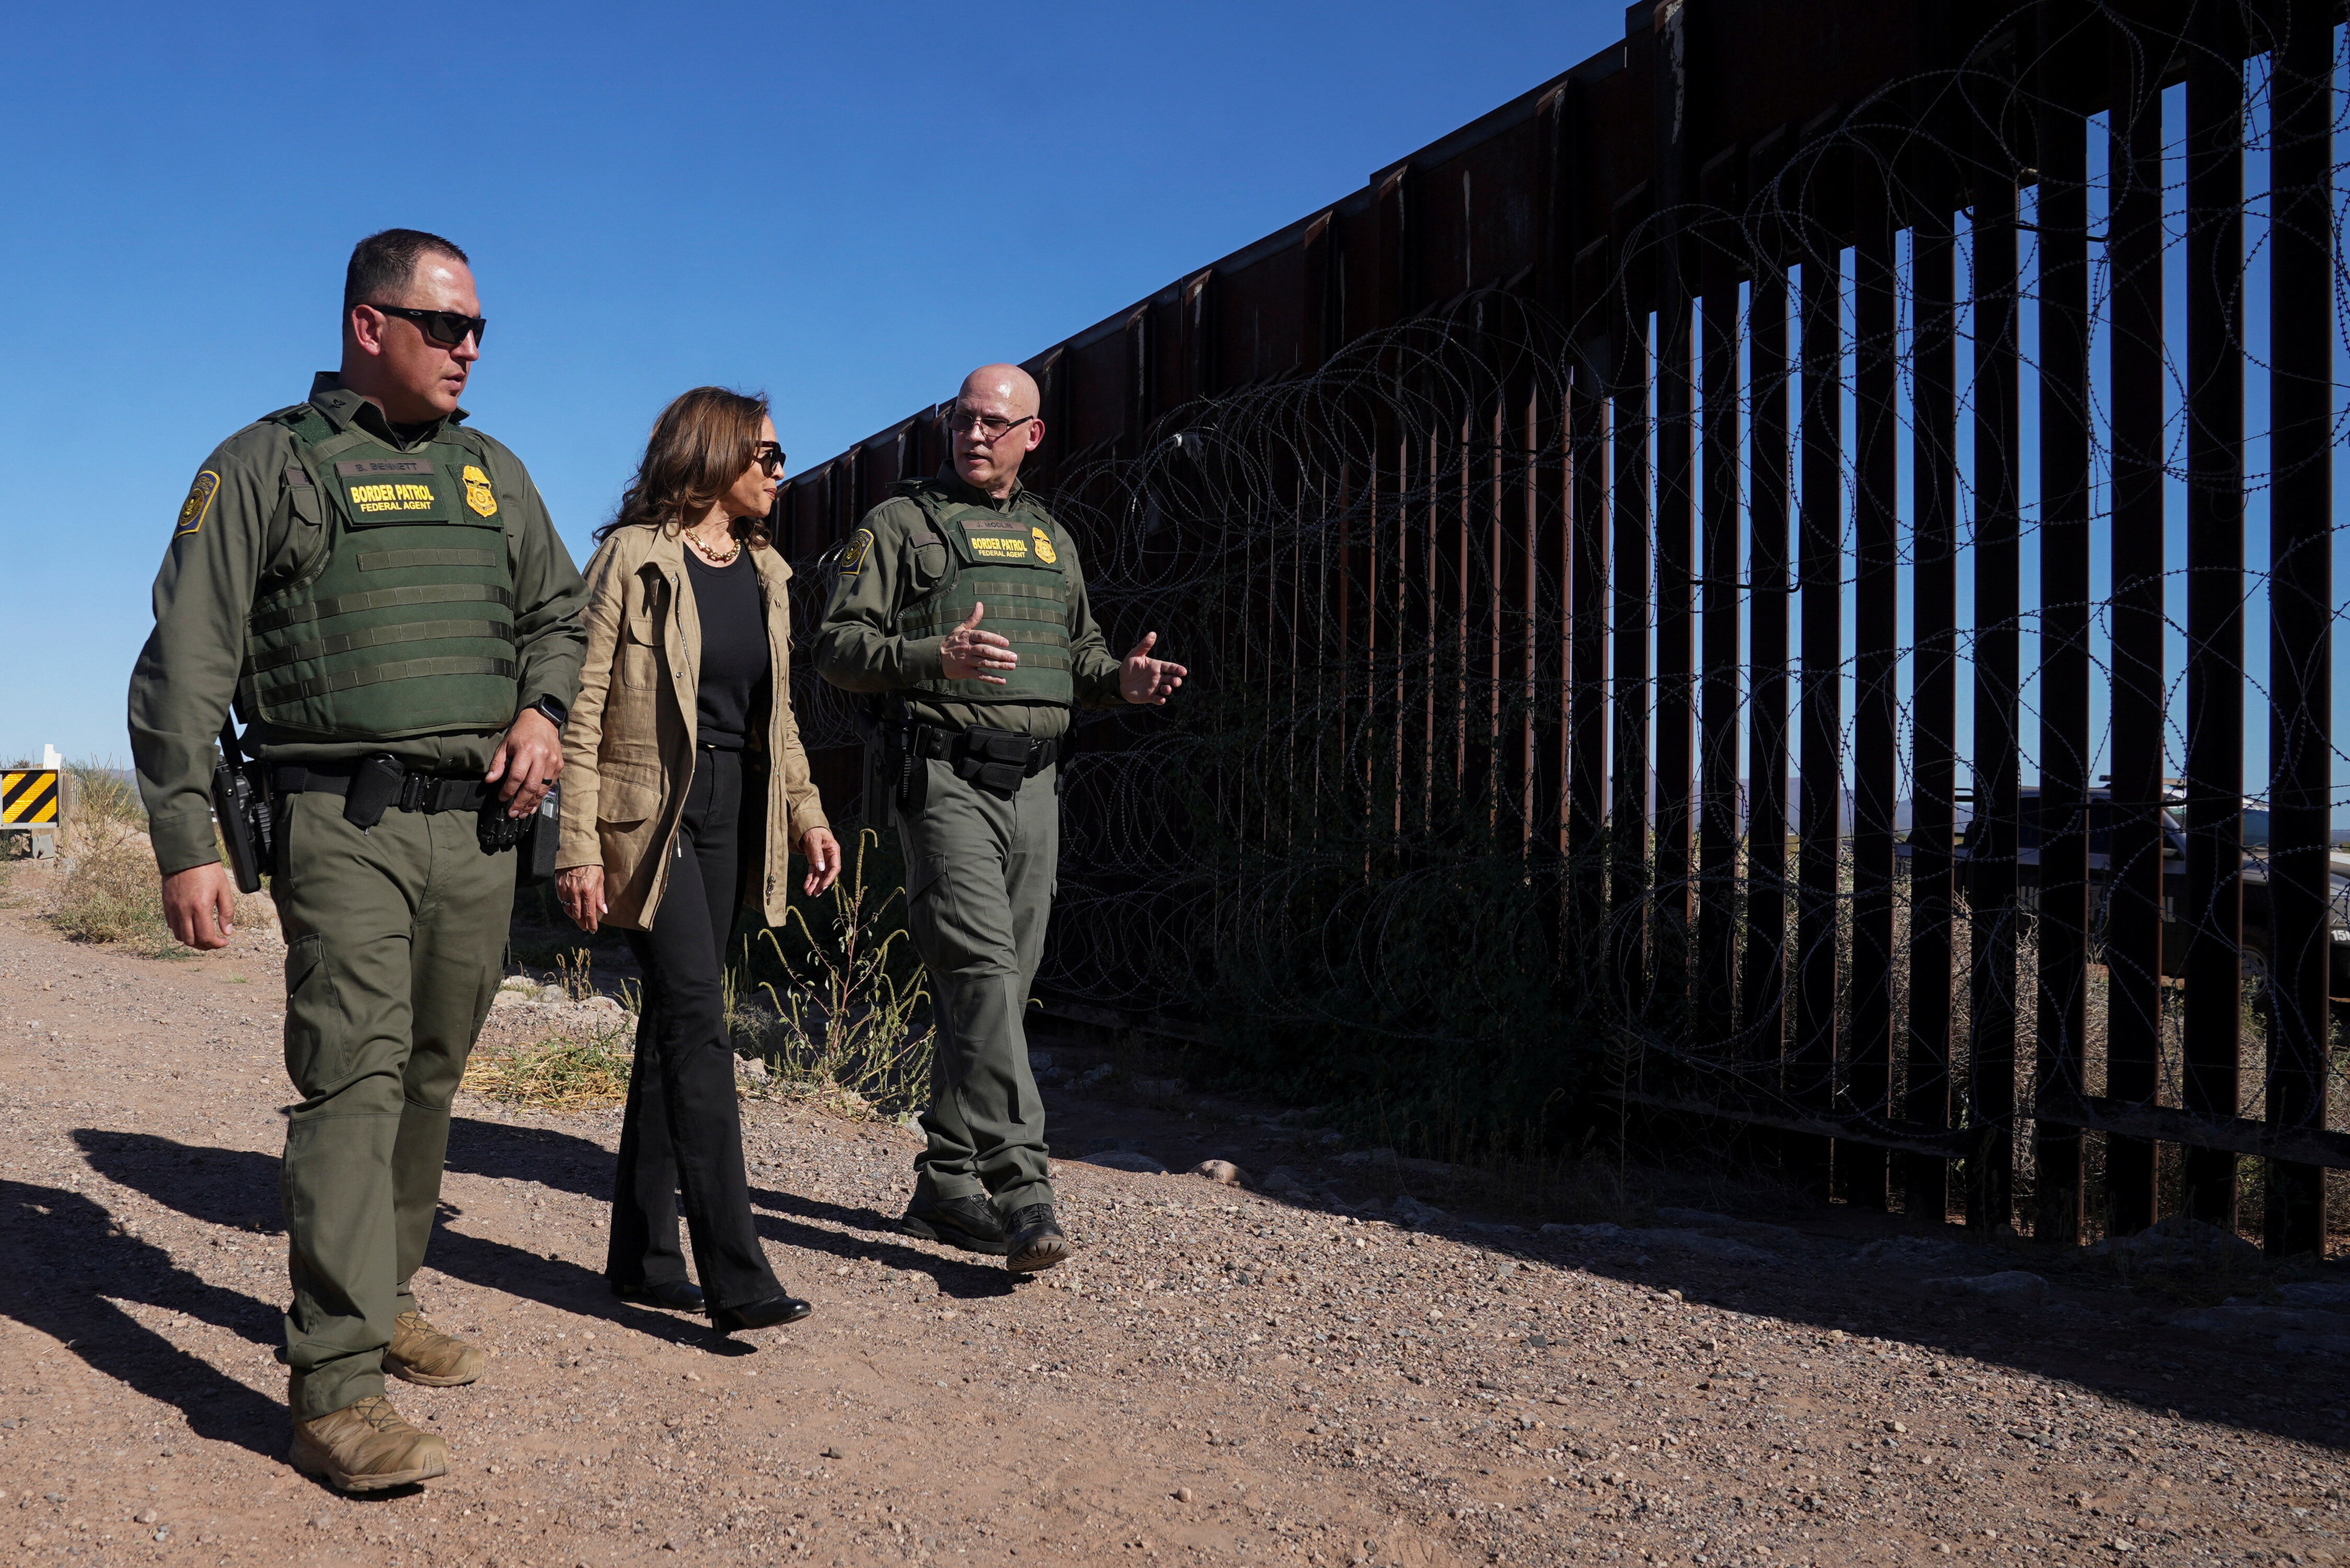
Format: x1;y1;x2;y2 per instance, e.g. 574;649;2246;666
335;458;435;476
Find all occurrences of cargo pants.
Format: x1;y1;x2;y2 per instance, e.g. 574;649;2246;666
270;791;511;1420
897;757;1057;1215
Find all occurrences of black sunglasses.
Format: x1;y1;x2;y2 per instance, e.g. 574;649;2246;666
753;442;786;476
369;303;488;348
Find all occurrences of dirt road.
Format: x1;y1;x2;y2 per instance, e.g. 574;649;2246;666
2;864;2345;1567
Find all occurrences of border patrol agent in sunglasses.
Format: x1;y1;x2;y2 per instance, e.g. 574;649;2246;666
814;363;1185;1273
128;228;586;1491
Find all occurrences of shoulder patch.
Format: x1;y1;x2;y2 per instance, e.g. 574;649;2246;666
1031;525;1058;565
175;471;220;538
462;464;499;518
839;528;874;575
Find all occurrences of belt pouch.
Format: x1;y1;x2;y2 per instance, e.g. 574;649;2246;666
523;781;560;883
862;731;897;831
955;728;1034;800
957;758;1020;797
343;755;405;829
896;723;928;815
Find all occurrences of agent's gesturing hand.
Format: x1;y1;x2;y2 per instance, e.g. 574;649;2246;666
1119;632;1187;705
939;602;1019;684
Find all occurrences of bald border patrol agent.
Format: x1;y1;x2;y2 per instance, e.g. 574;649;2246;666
129;229;586;1490
814;363;1185;1273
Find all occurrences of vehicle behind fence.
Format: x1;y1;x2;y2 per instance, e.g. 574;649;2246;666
777;0;2350;1255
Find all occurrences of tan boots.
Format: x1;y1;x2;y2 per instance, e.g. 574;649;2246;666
290;1315;483;1491
289;1391;448;1491
385;1312;486;1387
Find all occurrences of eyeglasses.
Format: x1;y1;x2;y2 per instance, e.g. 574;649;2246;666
942;405;1036;441
369;304;488;348
752;443;787;477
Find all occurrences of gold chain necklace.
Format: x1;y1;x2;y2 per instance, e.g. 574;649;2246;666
685;527;740;565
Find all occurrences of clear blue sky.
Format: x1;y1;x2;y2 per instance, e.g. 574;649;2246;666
1;0;1623;763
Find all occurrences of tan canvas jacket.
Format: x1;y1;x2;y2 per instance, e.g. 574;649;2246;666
557;524;827;931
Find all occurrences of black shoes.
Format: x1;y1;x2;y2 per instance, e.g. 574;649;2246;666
617;1277;810;1333
710;1295;814;1334
611;1278;705;1313
899;1193;1009;1256
1003;1204;1070;1274
899;1191;1066;1272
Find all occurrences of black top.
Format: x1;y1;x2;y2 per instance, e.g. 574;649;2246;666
682;547;769;751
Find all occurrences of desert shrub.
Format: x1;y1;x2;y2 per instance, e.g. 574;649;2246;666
53;821;175;945
67;760;145;835
729;825;936;1120
51;766;271;949
463;1025;634;1111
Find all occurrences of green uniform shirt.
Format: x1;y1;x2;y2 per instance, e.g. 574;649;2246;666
812;474;1123;736
130;372;589;875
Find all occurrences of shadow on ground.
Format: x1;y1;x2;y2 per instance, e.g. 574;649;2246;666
440;1115;1016;1300
40;1113;2346;1475
0;1176;284;1460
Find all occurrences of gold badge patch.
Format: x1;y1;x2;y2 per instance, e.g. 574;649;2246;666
175;470;220;537
1031;526;1057;564
839;528;873;575
462;464;499;518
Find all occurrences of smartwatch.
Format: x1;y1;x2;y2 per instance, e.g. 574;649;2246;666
525;696;569;730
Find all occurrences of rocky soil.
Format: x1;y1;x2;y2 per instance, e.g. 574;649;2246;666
0;857;2345;1568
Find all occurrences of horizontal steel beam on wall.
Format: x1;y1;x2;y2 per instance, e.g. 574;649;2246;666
1602;1088;1975;1161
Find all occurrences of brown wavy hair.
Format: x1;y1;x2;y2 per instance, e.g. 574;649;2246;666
596;386;773;547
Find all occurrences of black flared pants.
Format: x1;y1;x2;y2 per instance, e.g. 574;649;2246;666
606;746;781;1312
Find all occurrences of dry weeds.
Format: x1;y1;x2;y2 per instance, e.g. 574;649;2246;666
46;761;272;951
462;1025;635;1112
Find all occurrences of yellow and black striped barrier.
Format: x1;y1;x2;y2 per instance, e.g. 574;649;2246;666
1;769;59;825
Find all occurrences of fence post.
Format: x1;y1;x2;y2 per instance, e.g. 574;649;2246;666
2103;10;2170;1238
1695;145;1745;1052
1608;193;1654;1019
2179;1;2247;1229
1742;127;1794;1116
1847;124;1899;1212
1790;126;1845;1200
1905;184;1960;1227
1967;105;2023;1236
1651;0;1697;1041
2032;20;2096;1247
2260;0;2334;1258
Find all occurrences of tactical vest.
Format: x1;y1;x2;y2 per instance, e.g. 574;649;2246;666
238;404;521;740
894;481;1073;707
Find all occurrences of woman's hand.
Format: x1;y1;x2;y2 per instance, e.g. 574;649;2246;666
557;865;607;933
801;827;842;897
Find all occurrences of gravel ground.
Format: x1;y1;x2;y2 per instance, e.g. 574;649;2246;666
1;859;2346;1568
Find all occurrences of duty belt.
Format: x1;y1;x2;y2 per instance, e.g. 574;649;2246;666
908;721;1059;796
273;756;494;825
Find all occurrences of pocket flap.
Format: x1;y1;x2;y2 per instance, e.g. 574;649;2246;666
598;754;662;823
905;854;947;900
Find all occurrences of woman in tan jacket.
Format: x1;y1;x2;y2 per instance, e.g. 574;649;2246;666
556;387;839;1335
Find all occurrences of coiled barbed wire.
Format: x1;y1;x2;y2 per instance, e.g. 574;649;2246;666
786;19;2350;1175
